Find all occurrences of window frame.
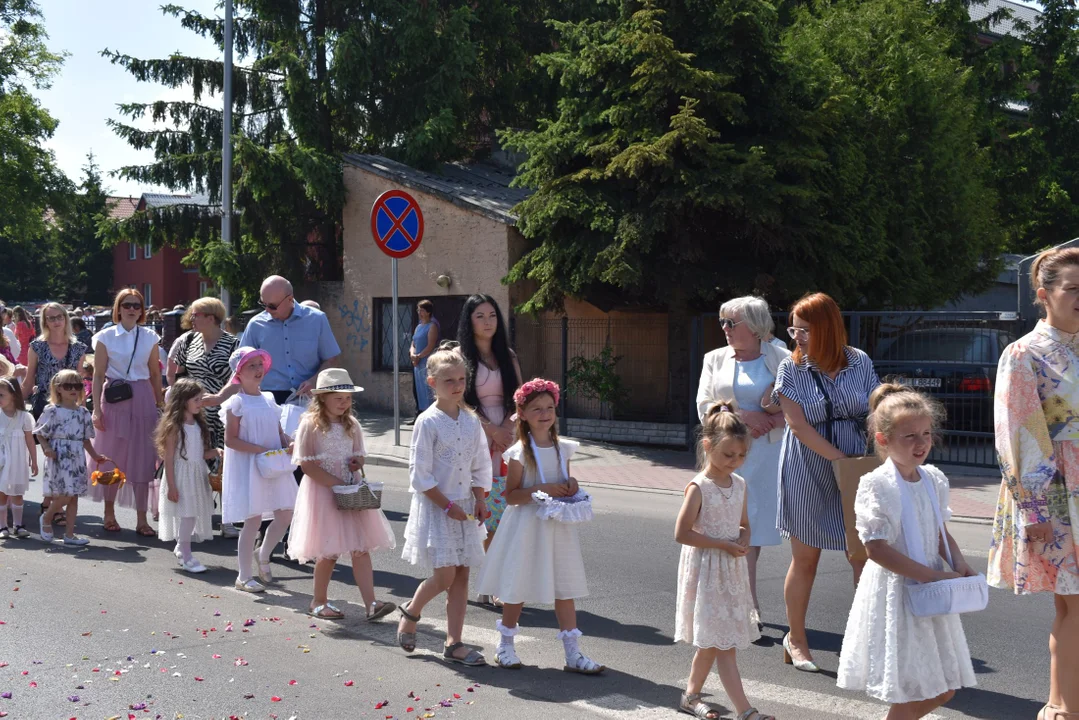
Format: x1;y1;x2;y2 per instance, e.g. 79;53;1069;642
128;243;137;261
372;295;467;373
143;241;152;259
143;283;152;307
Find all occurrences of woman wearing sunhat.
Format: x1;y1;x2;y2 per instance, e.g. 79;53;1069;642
287;368;398;620
220;346;297;593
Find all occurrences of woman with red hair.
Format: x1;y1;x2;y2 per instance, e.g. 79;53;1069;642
771;292;879;673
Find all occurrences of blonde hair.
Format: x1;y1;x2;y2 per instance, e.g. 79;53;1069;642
81;354;95;374
302;392;360;438
181;297;227;330
696;401;751;471
154;378;211;461
426;347;466;379
1031;247;1079;312
48;369;82;407
513;384;562;474
36;302;73;343
867;383;945;458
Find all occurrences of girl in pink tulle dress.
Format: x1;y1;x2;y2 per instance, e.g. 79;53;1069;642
287;368;397;621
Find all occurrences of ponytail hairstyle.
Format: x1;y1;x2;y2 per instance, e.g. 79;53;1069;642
696;401;751;471
1031;247;1079;316
154;378;211;461
513;378;562;474
867;382;945;459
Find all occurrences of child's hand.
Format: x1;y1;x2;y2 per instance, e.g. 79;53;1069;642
167;485;179;503
566;476;579;495
719;540;748;557
446;503;469;522
43;448;56;459
474;498;489;523
348;456;365;473
544;482;571;498
735;528;751;548
934;569;963;581
29;458;38;476
953;560;978;578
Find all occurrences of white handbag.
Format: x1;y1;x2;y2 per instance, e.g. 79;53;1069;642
255;448;295;479
898;468;988;618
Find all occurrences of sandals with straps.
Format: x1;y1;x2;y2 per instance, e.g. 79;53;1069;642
679;693;720;720
564;650;605;675
307;603;344;620
366;600;396;622
397;602;420;653
738;709;775;720
443;641;486;666
495;643;522;669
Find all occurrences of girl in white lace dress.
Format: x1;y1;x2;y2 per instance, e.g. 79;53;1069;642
837;385;976;719
675;403;772;720
397;348;492;666
287;368;397;621
475;378;604;674
155;379;219;574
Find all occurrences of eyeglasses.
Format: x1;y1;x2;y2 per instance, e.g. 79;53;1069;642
120;302;143;311
258;294;293;311
45;314;67;323
59;383;83;391
719;318;743;331
787;327;810;339
438;340;461;350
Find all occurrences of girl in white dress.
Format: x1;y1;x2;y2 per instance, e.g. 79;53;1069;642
155;379;219;573
475;377;604;674
675;403;772;720
221;347;296;593
0;376;35;539
397;348;492;666
837;384;976;718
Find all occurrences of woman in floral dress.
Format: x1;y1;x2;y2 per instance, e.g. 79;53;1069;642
991;247;1079;720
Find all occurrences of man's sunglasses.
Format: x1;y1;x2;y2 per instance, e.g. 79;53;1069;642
258;294;293;312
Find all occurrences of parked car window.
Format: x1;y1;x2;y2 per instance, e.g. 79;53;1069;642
879;331;995;364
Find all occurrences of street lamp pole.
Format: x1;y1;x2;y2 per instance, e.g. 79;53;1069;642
220;0;233;313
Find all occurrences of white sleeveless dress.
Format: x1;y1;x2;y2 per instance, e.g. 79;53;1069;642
157;423;215;543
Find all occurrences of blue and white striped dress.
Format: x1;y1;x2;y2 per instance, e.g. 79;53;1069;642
772;347;880;551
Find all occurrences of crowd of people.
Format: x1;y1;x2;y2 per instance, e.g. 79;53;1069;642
0;248;1078;719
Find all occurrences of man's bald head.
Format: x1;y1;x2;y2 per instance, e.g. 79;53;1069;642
261;275;293;297
259;275;295;320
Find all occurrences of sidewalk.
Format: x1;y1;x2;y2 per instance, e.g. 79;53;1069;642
359;414;1001;522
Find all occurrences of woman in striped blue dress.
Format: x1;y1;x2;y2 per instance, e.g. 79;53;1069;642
771;293;879;673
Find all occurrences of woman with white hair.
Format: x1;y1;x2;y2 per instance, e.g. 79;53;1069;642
695;295;790;625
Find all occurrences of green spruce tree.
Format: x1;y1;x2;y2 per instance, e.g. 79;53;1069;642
49;153;113;304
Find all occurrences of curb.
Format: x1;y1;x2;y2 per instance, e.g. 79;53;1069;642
366;453;409;469
949;515;993;526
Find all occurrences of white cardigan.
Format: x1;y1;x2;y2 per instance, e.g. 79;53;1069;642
695;341;791;443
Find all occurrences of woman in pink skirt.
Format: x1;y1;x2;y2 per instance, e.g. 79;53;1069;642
89;289;164;535
287;368;397;620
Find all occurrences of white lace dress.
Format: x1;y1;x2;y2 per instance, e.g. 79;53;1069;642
401;405;492;571
474;440;589;604
157;423;215;543
675;474;760;650
837;461;976;703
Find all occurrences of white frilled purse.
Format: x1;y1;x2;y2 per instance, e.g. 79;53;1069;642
898;468;988;618
255;448;296;479
528;438;594;524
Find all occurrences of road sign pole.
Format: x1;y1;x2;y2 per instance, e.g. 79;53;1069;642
392;258;400;447
220;0;233;315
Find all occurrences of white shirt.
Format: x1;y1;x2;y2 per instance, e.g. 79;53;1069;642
92;324;161;381
3;327;20;362
409;405;492;501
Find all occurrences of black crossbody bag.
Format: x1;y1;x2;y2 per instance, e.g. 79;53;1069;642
103;327;139;404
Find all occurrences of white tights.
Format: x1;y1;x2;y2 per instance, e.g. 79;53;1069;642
237;510;293;581
176;517;196;562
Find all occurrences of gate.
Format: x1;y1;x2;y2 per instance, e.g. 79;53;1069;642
698;311;1022;469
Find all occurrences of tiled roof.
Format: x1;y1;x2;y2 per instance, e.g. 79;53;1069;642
105;196;139;220
969;0;1042;38
342;154;531;225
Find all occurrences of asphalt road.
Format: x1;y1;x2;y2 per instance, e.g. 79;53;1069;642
0;463;1053;720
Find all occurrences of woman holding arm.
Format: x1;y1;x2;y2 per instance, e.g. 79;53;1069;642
409;300;439;414
89;289;164;536
695;296;789;623
772;292;879;673
457;294;522;607
990;248;1079;720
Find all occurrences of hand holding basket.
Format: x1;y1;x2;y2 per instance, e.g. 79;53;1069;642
332;469;383;511
91;459;126;487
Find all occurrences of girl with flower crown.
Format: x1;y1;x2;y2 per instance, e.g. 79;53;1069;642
474;377;605;674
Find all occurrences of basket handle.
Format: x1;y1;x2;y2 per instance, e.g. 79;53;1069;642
96;458;118;472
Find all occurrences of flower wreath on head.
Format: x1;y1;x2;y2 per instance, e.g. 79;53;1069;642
513;378;560;407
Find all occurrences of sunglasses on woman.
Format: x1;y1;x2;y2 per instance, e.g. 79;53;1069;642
719;318;743;330
787;326;810;339
258;294;292;311
45;314;67;323
120;302;143;311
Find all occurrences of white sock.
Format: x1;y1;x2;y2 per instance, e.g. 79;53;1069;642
558;628;583;662
258;509;293;564
0;504;7;528
237;519;260;582
496;619;518;648
10;503;22;528
178;517;196;562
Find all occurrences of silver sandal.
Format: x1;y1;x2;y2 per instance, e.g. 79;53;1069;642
443;641;486;666
366;600;396;622
738;709;775;720
679;692;720;720
397;602;419;653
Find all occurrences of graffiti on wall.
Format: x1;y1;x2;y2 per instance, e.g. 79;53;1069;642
337;300;371;352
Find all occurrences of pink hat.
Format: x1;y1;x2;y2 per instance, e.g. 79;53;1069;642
229;346;272;384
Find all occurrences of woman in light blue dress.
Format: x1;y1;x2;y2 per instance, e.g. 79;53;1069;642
409;300;439;415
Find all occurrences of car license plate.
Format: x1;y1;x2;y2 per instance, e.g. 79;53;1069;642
898;377;941;388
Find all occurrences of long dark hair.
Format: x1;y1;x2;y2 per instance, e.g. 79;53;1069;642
457;293;517;418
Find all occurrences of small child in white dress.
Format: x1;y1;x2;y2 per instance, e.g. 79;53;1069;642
475;377;604;673
0;376;36;539
155;379;219;574
397;348;492;666
837;384;976;719
675;403;772;720
221;347;296;593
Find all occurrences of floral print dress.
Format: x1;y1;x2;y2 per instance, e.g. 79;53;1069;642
990;321;1079;595
33;405;94;497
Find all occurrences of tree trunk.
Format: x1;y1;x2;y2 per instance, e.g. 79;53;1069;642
667;288;692;425
312;0;341;279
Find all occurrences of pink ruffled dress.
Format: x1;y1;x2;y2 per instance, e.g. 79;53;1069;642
476;364;508;531
287;416;396;563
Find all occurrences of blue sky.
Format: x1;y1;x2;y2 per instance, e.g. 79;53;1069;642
33;0;219;198
32;0;1044;200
